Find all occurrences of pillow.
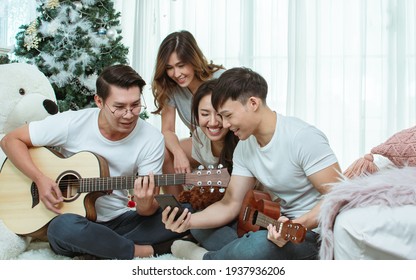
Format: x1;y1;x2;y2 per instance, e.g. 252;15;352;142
371;125;416;167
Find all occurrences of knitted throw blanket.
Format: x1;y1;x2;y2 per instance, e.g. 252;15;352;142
318;166;416;260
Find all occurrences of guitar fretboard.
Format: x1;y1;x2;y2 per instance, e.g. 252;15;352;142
255;211;283;232
78;174;186;192
254;210;307;243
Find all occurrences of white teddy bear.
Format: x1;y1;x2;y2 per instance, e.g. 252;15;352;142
0;62;58;259
0;62;58;164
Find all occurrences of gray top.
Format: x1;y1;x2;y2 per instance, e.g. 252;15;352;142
166;69;225;130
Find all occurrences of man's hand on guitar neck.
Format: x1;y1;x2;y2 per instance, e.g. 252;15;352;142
266;215;290;248
134;172;160;216
36;174;64;215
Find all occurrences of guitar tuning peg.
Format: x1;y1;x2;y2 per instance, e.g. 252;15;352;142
207;165;214;170
210;187;214;193
199;188;205;193
219;187;225;193
217;164;223;169
198;165;205;170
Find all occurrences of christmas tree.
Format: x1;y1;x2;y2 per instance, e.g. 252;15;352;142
12;0;131;112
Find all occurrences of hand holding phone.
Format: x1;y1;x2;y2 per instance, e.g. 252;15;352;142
155;194;184;220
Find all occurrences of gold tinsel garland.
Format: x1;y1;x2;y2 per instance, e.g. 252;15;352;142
25;20;37;35
24;21;41;50
46;0;60;9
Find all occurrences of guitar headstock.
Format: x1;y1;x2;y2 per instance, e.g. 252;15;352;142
280;220;307;244
185;166;230;188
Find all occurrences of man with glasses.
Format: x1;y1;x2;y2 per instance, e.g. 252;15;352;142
0;64;187;259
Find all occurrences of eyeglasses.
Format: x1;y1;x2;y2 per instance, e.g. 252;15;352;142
105;95;147;118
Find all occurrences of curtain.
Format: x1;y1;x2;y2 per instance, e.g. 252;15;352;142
0;0;37;51
117;0;415;169
6;0;414;169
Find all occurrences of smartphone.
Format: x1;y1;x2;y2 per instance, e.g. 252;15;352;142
155;194;184;220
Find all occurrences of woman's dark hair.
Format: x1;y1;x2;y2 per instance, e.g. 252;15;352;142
191;79;239;174
96;64;146;101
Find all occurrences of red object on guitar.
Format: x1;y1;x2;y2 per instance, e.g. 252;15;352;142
237;190;307;244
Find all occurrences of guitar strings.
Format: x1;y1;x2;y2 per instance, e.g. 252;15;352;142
56;174;183;188
55;174;226;192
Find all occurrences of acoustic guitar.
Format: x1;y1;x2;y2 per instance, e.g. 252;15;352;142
237;190;307;244
0;147;230;239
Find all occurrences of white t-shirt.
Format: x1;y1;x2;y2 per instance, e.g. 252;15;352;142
29;108;164;222
232;113;338;220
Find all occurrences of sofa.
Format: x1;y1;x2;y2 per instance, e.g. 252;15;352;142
319;125;416;260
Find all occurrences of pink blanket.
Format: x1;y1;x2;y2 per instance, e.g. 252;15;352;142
318;166;416;259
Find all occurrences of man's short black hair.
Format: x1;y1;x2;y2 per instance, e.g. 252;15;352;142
96;65;146;101
211;67;268;110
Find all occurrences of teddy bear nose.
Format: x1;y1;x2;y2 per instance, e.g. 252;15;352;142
43;99;59;115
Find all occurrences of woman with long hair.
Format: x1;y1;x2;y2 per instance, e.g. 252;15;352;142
152;30;224;197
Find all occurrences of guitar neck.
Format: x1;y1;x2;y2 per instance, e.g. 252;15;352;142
254;210;307;244
79;174;186;193
254;211;282;230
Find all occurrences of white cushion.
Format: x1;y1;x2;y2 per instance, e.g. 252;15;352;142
333;205;416;259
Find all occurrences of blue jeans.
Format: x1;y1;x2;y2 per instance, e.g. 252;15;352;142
47;208;187;259
193;223;320;260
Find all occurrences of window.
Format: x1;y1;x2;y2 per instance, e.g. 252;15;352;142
0;0;37;54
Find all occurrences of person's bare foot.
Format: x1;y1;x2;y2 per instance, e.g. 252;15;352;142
134;244;154;258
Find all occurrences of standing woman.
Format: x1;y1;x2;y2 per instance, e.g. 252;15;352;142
152;30;224;197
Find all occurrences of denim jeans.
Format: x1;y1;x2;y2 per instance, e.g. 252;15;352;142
47;207;187;259
191;220;239;251
194;224;320;260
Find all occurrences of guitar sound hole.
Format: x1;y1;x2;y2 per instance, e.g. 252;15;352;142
252;211;258;225
58;172;81;202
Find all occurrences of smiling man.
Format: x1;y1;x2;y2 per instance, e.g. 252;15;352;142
0;64;187;259
162;67;341;260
